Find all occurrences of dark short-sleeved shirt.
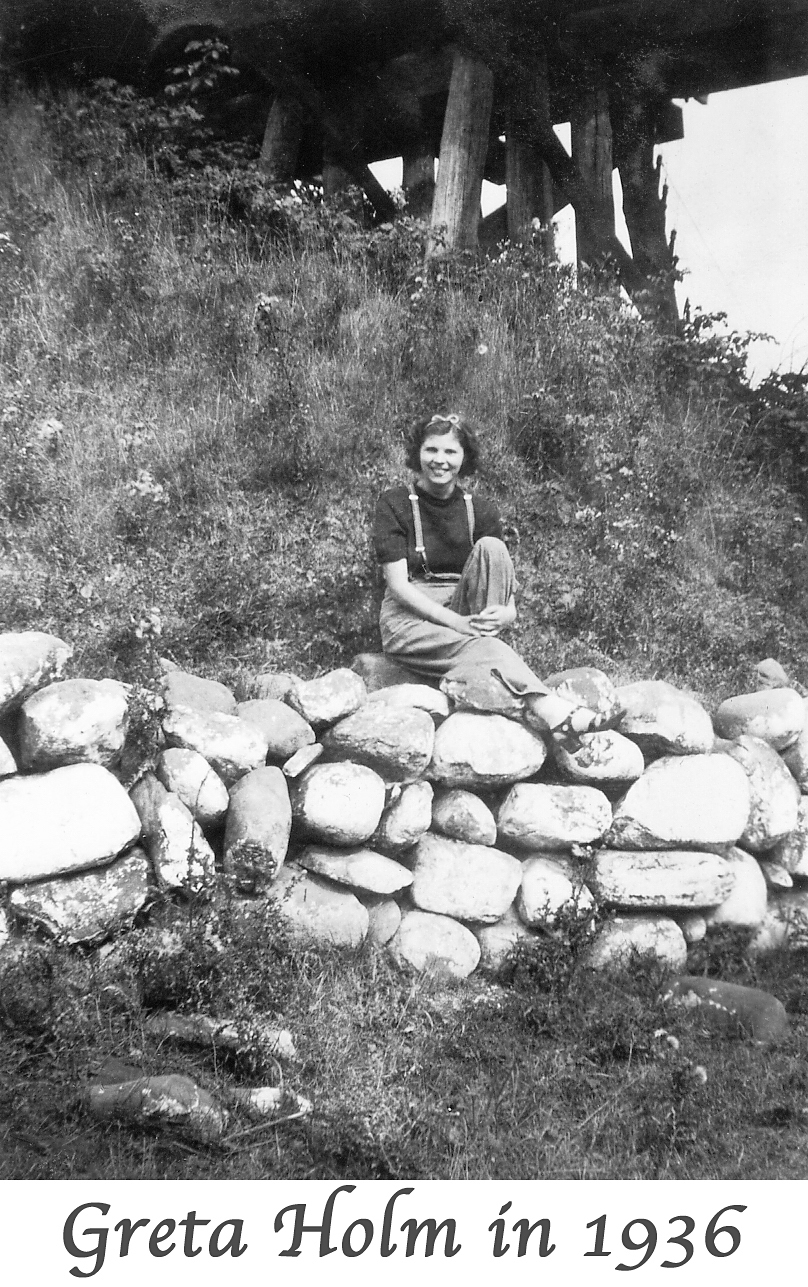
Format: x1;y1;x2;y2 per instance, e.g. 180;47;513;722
373;483;503;578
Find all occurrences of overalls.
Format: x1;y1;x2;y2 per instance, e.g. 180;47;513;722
379;489;542;689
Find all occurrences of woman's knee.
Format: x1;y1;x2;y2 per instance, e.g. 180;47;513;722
475;535;509;555
473;535;514;571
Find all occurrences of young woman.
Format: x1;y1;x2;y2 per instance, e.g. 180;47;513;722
372;412;542;689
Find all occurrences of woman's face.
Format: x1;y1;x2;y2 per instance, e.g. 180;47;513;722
418;430;465;496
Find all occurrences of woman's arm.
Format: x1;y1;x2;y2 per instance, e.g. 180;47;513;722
382;562;516;637
382;561;477;635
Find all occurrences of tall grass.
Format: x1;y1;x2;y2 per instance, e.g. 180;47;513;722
4;81;808;1182
2;79;807;698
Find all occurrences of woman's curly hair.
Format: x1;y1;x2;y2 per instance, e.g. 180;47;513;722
404;413;481;477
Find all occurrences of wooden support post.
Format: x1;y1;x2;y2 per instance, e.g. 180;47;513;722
273;71;397;222
613;97;679;329
527;113;654;312
322;155;353;199
571;89;615;268
506;55;555;254
259;95;304;182
402;145;435;218
427;49;494;257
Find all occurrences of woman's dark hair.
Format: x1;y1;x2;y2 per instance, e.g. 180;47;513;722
404;413;481;477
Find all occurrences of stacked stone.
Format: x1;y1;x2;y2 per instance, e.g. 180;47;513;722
3;627;808;996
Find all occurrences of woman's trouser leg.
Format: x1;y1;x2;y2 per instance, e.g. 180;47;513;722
450;536;517;616
380;538;541;688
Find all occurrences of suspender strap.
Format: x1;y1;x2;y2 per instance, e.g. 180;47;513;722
407;489;475;579
408;490;428;572
463;490;475;545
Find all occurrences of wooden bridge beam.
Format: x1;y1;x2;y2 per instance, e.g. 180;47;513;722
612;96;679;328
402;145;435;218
506;54;555;254
427;49;494;257
258;95;304;183
571;89;615;269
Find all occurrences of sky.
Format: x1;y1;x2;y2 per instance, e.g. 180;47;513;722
371;74;808;385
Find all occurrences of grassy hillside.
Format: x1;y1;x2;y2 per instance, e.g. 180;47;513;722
4;81;808;1183
3;79;808;706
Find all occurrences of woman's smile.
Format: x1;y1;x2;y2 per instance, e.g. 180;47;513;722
417;430;465;497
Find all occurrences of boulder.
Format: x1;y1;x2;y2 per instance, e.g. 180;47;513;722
431;788;497;846
781;699;808;789
282;743;324;778
19;678;129;771
286;668;366;730
351;652;429;692
368;684;450;720
755;658;792;690
232;1086;312;1119
355;891;402;945
0;735;16;777
664;976;789;1045
473;903;536;974
714;688;805;751
517;855;595;925
150;795;216;894
544;667;622;727
252;671;301;702
291;761;386;846
321;702;434;782
162;705;268;786
155;748;229;829
586;849;735;910
552;729;645;786
9;848;150;944
497;783;611;851
268;864;369;948
410;833;522;923
721;735;800;851
608;754;750;850
143;1011;296;1062
388;908;481;978
129;771;169;839
86;1074;227;1142
372;780;433;852
757;858;793;890
704;847;768;929
769;798;808;877
583;914;688;972
162;670;236;717
751;888;808;953
0;763;141;884
428;712;547;789
616;680;714;756
675;911;707;944
236;698;315;761
0;631;72;717
222;766;292;893
297;843;413;895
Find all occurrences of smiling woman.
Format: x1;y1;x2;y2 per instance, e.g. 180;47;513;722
372;412;542;690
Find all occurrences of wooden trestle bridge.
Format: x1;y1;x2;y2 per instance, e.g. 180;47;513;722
4;0;808;326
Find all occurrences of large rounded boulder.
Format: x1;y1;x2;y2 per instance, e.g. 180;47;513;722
291;761;386;845
427;712;547;789
410;832;522;924
497;783;612;851
321;702;434;782
608;754;750;849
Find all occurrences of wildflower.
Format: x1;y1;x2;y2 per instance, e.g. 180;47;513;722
476;343;489;356
692;1065;708;1084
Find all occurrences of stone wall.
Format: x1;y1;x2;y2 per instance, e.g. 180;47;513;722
2;630;808;994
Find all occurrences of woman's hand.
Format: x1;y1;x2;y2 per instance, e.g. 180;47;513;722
466;601;517;637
